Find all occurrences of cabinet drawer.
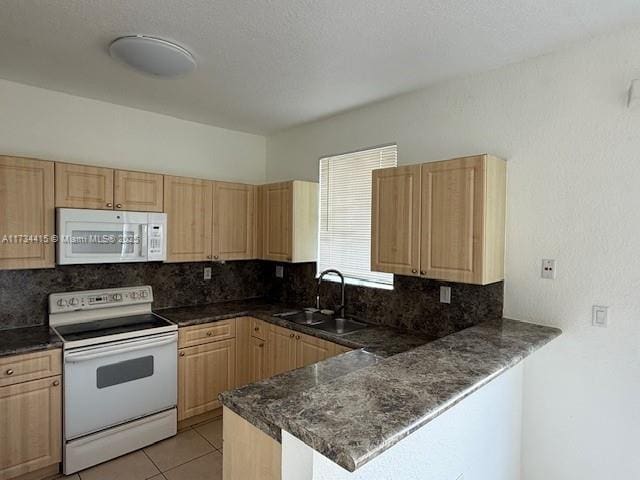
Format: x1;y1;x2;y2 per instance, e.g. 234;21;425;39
179;320;236;348
0;349;61;388
250;318;267;340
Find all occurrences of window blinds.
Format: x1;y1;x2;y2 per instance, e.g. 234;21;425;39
318;145;397;286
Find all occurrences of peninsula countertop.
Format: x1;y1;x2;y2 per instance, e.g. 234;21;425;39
220;316;561;472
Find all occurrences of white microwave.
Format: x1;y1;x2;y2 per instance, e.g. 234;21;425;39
57;208;167;265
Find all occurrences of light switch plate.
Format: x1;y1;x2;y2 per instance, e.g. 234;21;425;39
440;286;451;304
203;267;212;280
541;259;556;279
275;265;284;278
592;305;608;327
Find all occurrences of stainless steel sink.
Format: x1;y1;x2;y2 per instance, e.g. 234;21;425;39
272;310;368;335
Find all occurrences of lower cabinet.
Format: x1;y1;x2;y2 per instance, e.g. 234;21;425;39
265;325;297;378
295;332;334;368
248;337;267;384
178;339;236;421
0;375;61;480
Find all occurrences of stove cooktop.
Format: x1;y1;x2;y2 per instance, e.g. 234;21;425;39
54;314;175;343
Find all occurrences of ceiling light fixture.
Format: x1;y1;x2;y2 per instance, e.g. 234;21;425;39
109;35;196;77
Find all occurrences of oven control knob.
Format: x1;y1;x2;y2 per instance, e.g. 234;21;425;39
69;298;79;306
56;299;68;307
141;290;148;298
113;294;122;301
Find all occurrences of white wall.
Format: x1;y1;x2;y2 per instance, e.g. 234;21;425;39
282;364;523;480
0;79;266;182
267;26;640;479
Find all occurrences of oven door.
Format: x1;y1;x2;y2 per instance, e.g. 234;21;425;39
63;332;177;440
57;209;150;264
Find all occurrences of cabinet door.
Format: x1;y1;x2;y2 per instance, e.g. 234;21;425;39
55;163;114;209
164;175;213;262
420;156;485;283
178;339;236;421
0;376;61;480
114;170;164;212
265;325;296;377
249;336;267;383
295;333;334;368
0;156;55;270
213;182;256;260
371;165;421;276
261;182;292;262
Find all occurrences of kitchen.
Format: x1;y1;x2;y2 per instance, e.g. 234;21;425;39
1;2;639;480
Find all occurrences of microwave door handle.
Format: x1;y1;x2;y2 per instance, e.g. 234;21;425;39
65;335;176;363
140;224;148;257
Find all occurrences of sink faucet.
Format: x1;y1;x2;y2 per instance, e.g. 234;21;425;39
316;269;345;317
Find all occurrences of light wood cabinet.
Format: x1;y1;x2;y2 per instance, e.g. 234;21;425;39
420;155;506;284
0;156;55;270
55;163;114;210
259;180;318;263
0;349;61;388
213;182;256;260
164;175;213;262
223;407;281;480
371;164;421;276
371;154;506;285
265;325;297;377
178;338;236;421
249;336;267;384
113;170;164;212
178;319;236;349
295;332;335;368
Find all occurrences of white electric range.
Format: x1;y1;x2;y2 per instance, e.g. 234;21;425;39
49;286;178;474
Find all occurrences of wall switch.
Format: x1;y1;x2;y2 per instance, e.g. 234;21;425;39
275;265;284;278
592;305;609;327
203;267;212;280
541;259;556;279
440;286;451;304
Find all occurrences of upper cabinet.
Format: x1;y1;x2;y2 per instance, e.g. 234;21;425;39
371;165;421;276
259;180;318;263
0;156;55;270
371;154;506;285
114;170;164;212
164;175;213;262
55;163;114;210
212;182;256;261
56;163;163;212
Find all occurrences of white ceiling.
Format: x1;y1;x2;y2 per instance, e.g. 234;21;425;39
1;1;640;134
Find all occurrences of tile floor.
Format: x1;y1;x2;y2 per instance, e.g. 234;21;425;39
59;417;223;480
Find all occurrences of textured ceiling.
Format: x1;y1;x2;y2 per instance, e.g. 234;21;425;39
1;1;640;134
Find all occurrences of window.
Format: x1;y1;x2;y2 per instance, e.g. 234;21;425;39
318;144;397;288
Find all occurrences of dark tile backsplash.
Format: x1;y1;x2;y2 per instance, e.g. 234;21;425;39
0;260;503;338
0;261;270;329
267;262;504;338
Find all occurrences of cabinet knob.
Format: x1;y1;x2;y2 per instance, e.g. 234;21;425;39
106;203;113;208
206;331;213;337
411;269;417;273
179;351;185;357
295;335;300;340
420;270;426;275
116;204;122;209
286;257;292;262
52;380;60;387
213;255;219;260
254;327;259;332
206;255;212;259
289;333;295;338
5;369;14;376
259;343;264;348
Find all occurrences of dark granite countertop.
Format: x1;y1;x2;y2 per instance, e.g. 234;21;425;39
0;325;62;358
220;317;561;472
155;298;435;357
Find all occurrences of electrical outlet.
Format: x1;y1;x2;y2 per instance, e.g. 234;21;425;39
592;305;609;327
203;267;212;280
440;286;451;304
541;259;556;279
275;265;284;278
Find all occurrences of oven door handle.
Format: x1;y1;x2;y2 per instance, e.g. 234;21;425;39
65;335;177;363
